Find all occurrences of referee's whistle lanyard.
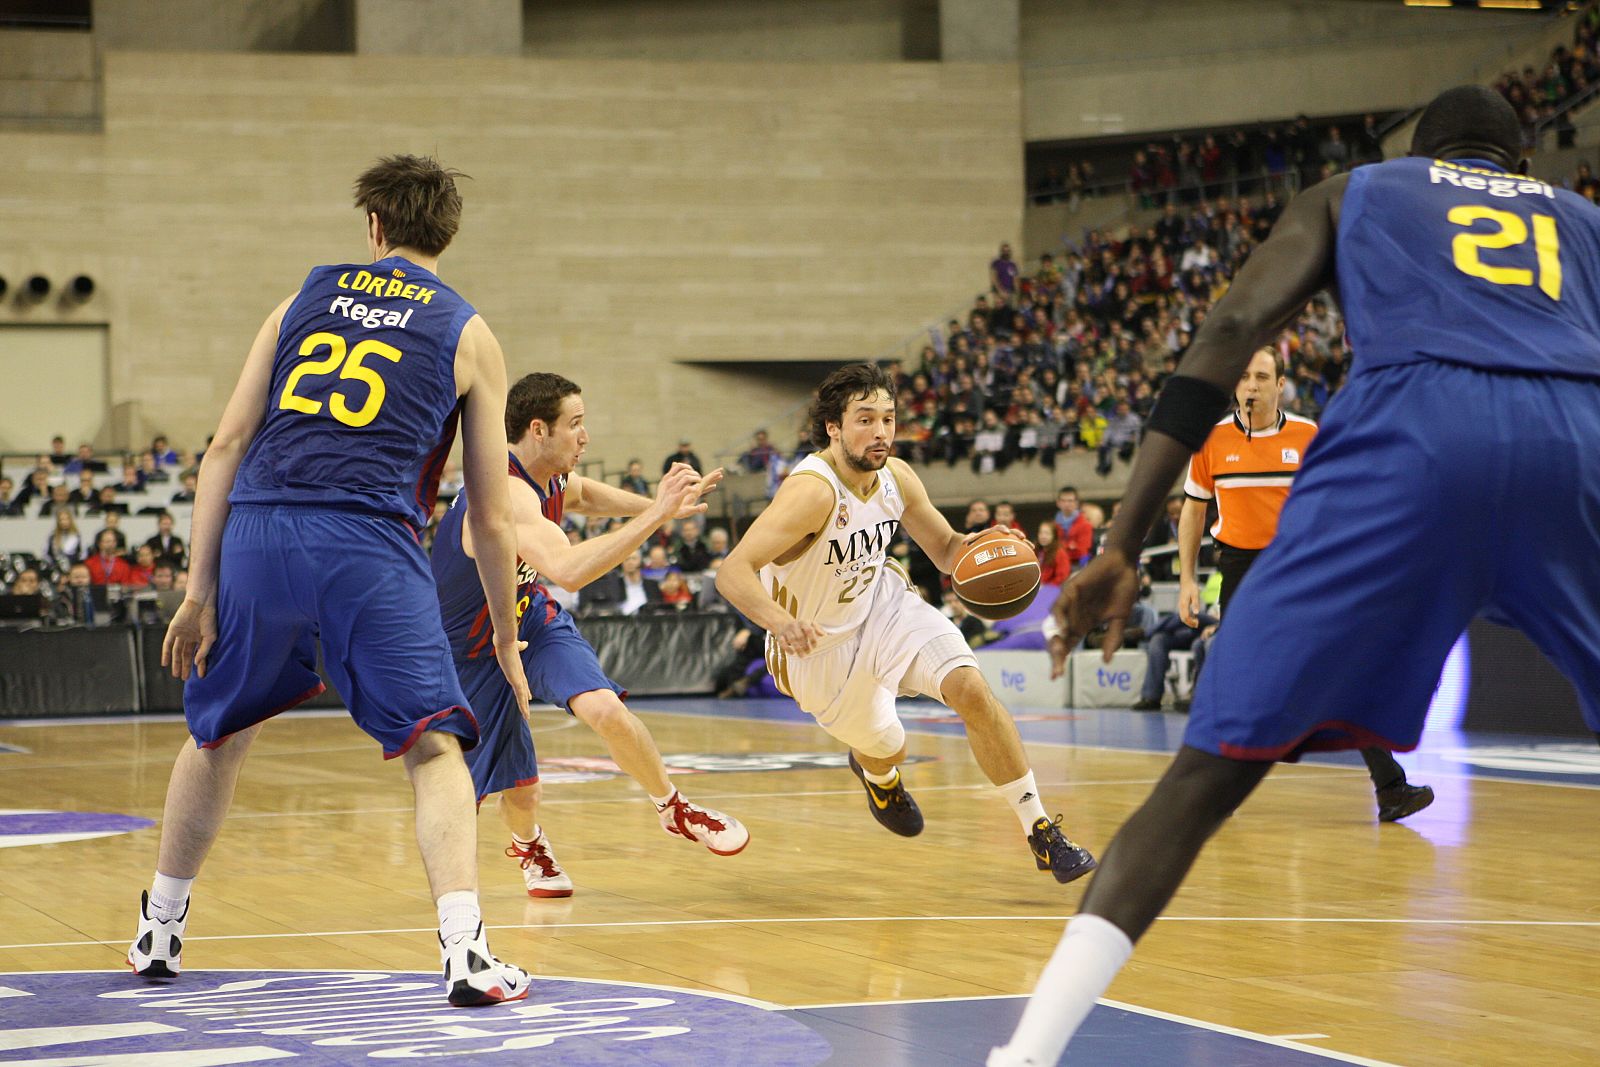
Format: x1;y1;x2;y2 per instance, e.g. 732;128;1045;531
1243;398;1254;443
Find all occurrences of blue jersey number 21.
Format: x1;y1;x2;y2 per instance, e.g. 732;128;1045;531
279;331;402;428
1447;205;1561;301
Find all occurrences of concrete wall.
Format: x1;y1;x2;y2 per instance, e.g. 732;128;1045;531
523;0;916;62
1022;0;1561;142
0;29;98;126
0;52;1020;471
93;0;353;53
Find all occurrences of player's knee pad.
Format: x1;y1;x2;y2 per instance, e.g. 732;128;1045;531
902;631;979;700
854;716;906;760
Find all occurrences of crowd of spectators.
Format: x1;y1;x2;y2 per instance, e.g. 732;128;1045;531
1495;1;1600;150
886;215;1350;476
1032;114;1386;208
3;434;199;624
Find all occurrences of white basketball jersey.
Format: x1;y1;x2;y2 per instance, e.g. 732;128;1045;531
760;453;907;654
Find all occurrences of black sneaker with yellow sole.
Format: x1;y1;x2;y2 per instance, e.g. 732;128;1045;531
1028;815;1097;884
848;752;924;837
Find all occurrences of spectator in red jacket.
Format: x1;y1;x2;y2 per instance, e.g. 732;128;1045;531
1054;486;1094;566
85;530;136;585
125;543;158;588
1036;521;1070;585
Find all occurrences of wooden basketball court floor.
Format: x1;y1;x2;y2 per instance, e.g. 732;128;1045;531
1;696;1597;1066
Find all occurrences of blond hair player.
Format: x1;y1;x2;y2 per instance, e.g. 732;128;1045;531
717;363;1095;882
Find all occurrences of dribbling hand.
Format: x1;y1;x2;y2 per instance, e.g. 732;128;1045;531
162;599;217;681
494;638;533;723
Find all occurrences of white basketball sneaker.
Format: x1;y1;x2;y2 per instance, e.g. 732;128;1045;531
440;923;532;1007
506;830;574;898
656;791;750;856
128;891;185;978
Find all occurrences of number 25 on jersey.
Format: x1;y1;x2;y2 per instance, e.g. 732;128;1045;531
279;331;402;428
1447;205;1561;301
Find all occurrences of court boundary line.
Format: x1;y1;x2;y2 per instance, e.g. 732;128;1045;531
7;913;1600;952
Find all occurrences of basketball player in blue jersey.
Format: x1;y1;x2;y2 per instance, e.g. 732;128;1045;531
433;372;749;897
129;156;533;1008
992;85;1600;1064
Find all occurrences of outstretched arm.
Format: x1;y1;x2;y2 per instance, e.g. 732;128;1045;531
568;467;722;518
1055;174;1346;656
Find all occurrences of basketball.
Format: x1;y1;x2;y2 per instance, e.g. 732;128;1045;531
951;529;1041;620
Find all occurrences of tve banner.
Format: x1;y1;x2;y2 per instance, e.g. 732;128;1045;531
1069;650;1147;708
975;649;1068;707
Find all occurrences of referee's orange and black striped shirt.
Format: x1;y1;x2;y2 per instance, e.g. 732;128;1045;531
1183;411;1318;550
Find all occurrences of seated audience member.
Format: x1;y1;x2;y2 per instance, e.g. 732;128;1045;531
150;434;178;466
37;483;73;518
0;477;17;516
657;569;694;609
963;499;992;534
150;562;177;592
715;619;768;698
144;511;186;567
114;463;146;494
739;430;779;473
64;444;107;475
1133;609;1218;711
698;557;733;612
707;526;730;560
140;451;169;484
1054;486;1094;566
48;436;70;465
641;543;672;580
942;589;996;647
619;459;649;496
1036;521;1070;585
12;468;50;511
126;543;158;588
972;409;1010;474
582;551;661;616
96;511;129;551
170;472;198;504
43;508;84;571
9;568;42;597
661;439;702;476
992;501;1024;533
674;518;713;573
53;562;93;623
68;469;98;506
85;530;135;585
87;486;128;516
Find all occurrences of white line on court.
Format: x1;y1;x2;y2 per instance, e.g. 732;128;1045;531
1101;998;1403;1067
7;913;1599;952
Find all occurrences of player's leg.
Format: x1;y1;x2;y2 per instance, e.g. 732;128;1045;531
131;507;325;978
990;362;1495;1065
318;514;527;1006
496;781;573;899
935;662;1096;883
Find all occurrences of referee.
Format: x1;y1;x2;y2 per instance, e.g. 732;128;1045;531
1178;347;1434;823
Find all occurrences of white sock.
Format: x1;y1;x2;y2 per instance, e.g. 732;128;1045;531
862;765;899;788
149;872;193;921
997;771;1049;832
511;826;539;849
990;914;1133;1065
650;789;677;809
436;890;481;946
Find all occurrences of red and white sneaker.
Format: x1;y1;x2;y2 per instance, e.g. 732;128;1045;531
656;791;750;856
441;922;531;1007
506;830;574;899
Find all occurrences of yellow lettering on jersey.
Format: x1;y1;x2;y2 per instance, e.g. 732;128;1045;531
335;272;435;304
415;287;436;304
385;279;405;298
401;283;419;301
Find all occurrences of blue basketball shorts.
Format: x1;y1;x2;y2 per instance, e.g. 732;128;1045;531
1186;360;1600;760
185;506;476;758
460;606;624;802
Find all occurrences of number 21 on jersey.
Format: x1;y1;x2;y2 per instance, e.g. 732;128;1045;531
1447;205;1561;301
279;331;402;428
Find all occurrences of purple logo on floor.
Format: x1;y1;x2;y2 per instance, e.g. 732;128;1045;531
0;809;155;849
0;971;834;1065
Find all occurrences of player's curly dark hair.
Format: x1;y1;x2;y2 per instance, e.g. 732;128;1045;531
506;372;580;441
808;363;897;447
352;155;466;257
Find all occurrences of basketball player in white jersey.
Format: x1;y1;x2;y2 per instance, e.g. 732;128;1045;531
718;364;1096;882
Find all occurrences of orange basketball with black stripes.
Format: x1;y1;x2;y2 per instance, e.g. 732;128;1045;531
951;528;1041;620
